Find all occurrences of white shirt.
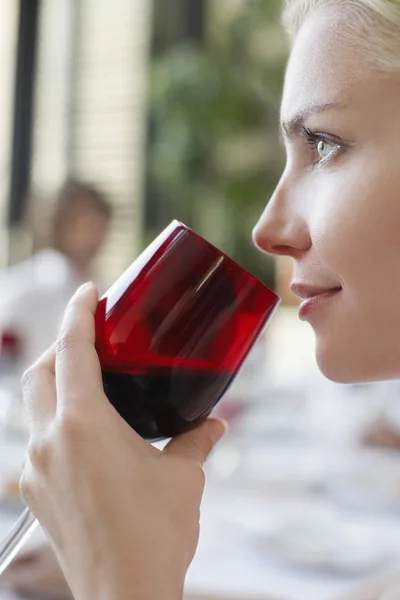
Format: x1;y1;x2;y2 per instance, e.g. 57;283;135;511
0;249;83;375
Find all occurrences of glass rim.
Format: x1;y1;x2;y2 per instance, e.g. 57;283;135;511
172;219;280;302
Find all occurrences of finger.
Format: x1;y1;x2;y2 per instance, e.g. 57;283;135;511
55;283;104;411
22;344;57;432
34;342;56;375
163;418;227;465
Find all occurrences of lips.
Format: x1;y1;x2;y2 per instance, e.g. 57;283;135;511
290;284;342;300
290;283;342;319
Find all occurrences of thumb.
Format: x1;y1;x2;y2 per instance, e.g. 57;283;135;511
164;418;227;465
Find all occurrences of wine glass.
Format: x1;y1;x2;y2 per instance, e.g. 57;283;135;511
0;220;280;573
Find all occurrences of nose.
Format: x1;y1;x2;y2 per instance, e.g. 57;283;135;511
253;176;311;259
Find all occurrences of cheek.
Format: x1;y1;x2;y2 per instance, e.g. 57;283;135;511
309;158;400;292
305;158;400;382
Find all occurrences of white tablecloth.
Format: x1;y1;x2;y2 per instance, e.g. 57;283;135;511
0;436;400;600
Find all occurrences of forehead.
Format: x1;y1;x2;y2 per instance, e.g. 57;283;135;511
281;8;372;121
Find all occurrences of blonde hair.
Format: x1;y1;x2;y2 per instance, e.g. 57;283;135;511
282;0;400;71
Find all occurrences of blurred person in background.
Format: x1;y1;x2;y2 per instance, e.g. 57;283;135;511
0;178;112;379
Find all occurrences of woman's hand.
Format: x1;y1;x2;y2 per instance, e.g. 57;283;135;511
20;283;227;600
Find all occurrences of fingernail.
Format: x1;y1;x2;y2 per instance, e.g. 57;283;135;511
75;281;94;295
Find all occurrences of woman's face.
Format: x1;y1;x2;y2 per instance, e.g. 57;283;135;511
253;8;400;383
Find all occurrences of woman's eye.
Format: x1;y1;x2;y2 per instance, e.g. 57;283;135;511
301;126;342;165
317;140;333;160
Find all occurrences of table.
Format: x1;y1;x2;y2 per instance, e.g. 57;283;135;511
1;436;400;600
186;438;400;600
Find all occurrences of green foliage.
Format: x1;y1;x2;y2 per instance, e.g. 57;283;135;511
148;0;288;286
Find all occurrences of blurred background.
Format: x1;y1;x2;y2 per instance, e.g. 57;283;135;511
0;0;287;286
1;2;400;600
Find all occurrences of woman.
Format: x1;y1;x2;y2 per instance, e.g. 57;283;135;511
17;1;400;599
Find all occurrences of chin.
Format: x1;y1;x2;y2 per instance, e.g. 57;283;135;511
315;336;381;384
315;338;400;384
316;352;362;384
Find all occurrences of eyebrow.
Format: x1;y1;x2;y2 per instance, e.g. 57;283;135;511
280;102;346;141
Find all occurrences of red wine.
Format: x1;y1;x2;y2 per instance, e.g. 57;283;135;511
95;221;279;440
102;367;233;440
